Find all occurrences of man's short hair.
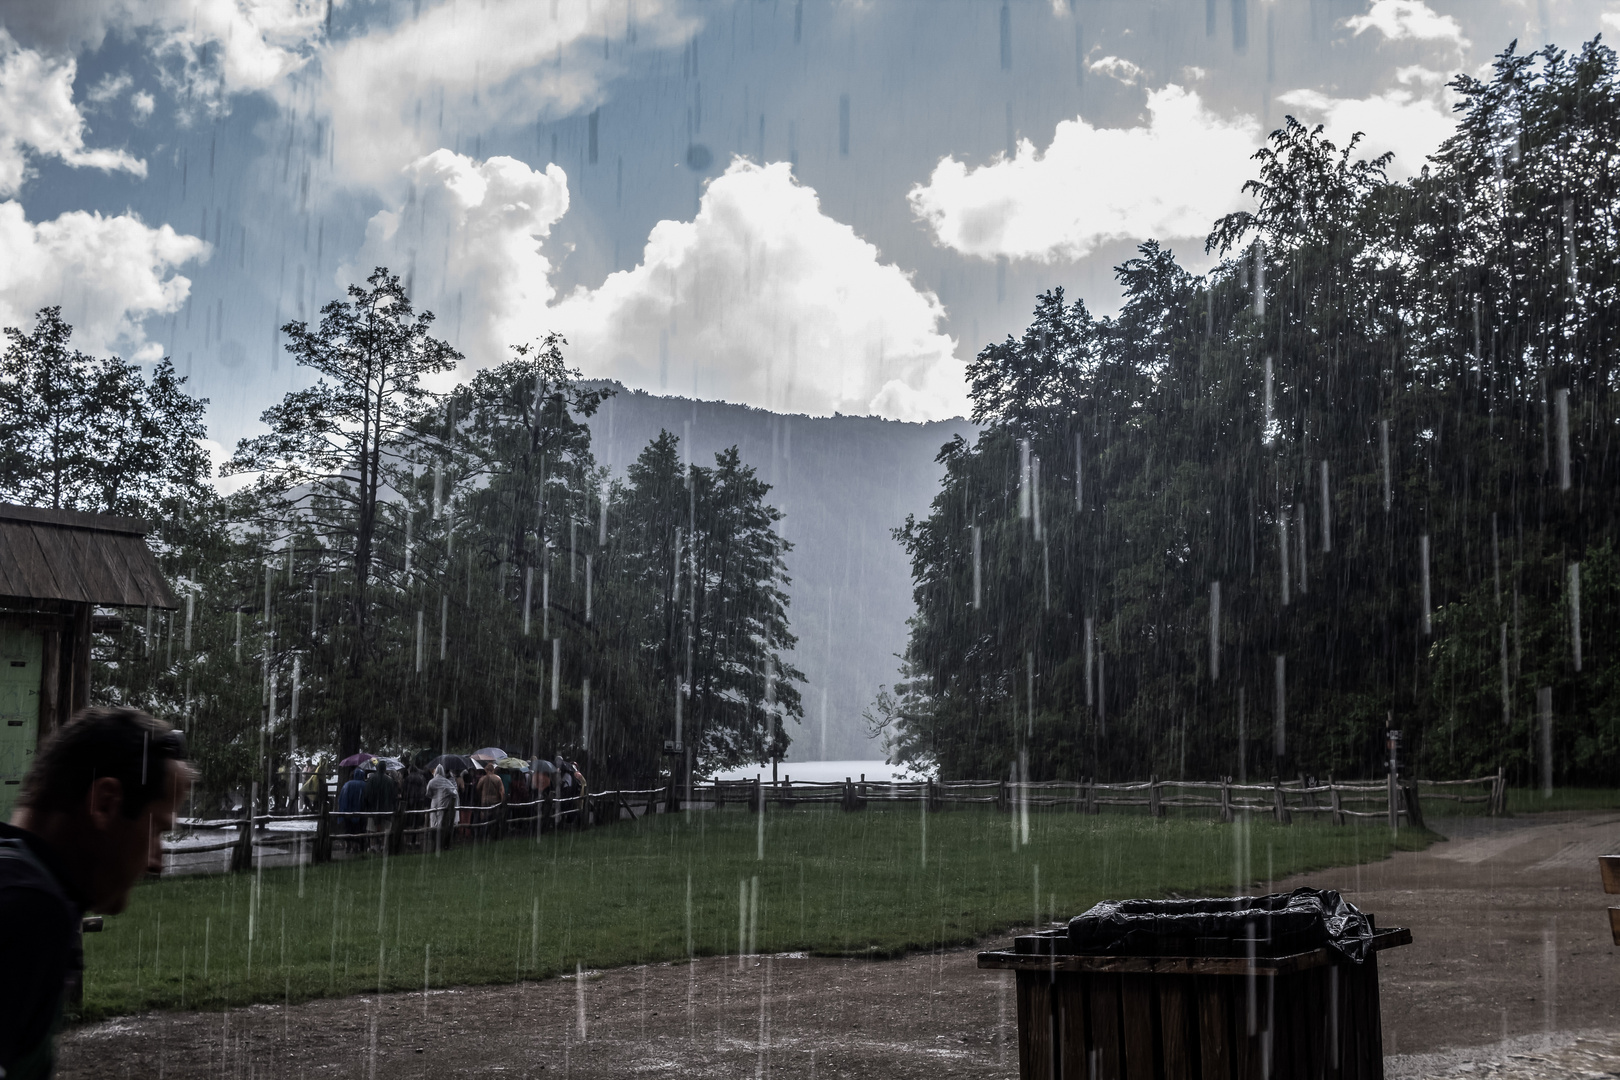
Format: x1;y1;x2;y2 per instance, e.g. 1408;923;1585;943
20;707;191;819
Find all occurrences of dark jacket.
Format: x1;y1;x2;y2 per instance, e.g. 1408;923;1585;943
402;769;429;811
337;777;367;815
365;769;398;813
0;823;87;1080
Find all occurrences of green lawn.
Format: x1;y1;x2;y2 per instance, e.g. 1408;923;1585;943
81;805;1433;1020
1505;787;1620;813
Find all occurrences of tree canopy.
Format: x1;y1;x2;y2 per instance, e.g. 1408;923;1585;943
884;39;1620;788
0;306;209;519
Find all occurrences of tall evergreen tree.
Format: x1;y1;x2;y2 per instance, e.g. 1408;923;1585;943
894;39;1620;787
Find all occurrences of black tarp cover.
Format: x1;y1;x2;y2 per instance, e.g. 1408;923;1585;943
1067;887;1374;963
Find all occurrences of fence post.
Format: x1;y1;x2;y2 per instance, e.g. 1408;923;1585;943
388;799;405;856
1330;776;1345;826
440;801;455;851
750;776;761;813
1401;781;1424;830
1272;776;1292;825
1149;775;1163;818
1494;767;1506;815
1085;777;1098;815
1220;777;1232;824
1388;771;1398;830
230;807;253;873
314;792;332;864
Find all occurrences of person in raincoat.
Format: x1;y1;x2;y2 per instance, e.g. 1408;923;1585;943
298;762;327;812
426;766;457;850
337;769;367;851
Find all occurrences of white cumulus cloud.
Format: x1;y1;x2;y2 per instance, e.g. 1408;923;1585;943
1278;77;1456;179
344;149;571;370
552;160;965;420
1088;55;1145;83
1344;0;1466;48
313;0;698;191
908;85;1262;263
0;28;144;197
357;152;966;420
0;200;208;359
0;0;330;106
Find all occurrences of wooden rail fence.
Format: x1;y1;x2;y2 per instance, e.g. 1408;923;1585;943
162;770;1502;876
691;769;1504;827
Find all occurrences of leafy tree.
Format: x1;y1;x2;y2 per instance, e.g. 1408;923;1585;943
226;268;459;757
0;306;209;518
608;434;803;773
894;38;1620;787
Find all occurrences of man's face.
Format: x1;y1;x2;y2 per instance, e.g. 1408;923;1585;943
92;763;187;915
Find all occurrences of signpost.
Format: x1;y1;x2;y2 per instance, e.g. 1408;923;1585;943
1386;728;1402;830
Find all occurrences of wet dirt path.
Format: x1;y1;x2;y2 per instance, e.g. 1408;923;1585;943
57;811;1620;1078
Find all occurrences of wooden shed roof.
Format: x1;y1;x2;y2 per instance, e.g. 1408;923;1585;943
0;504;178;610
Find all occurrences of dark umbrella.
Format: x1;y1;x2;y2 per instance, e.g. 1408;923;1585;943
425;754;473;774
338;753;377;768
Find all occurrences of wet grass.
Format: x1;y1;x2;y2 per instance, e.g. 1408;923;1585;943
1505;787;1620;813
80;805;1434;1020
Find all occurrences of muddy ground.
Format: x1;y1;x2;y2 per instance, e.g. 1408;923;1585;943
57;811;1620;1079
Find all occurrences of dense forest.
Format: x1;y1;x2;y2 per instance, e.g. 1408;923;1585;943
2;274;800;800
874;40;1620;788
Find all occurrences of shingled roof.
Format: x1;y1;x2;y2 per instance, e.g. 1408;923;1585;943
0;503;178;610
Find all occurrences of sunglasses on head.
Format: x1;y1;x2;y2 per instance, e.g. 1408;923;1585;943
148;729;188;760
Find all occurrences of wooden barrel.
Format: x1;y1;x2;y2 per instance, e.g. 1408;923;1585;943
979;925;1411;1080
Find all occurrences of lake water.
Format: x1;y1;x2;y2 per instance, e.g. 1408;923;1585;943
710;759;925;784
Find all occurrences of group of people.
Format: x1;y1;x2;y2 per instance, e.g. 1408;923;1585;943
329;754;587;849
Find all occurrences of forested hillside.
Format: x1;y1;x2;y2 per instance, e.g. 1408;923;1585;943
879;41;1620;787
582;389;975;760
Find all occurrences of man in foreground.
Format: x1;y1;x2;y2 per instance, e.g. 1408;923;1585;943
0;707;193;1080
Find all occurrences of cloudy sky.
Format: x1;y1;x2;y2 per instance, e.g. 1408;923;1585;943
4;0;1618;442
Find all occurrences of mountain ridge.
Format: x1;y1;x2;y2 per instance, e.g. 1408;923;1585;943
581;383;977;761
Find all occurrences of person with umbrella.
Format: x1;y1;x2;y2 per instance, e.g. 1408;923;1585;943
363;759;398;852
475;762;504;833
337;767;367;853
402;764;429;818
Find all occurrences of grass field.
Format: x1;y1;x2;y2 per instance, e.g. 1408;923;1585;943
80;805;1433;1020
1505;787;1620;813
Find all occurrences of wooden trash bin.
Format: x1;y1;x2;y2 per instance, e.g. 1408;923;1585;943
979;922;1411;1080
